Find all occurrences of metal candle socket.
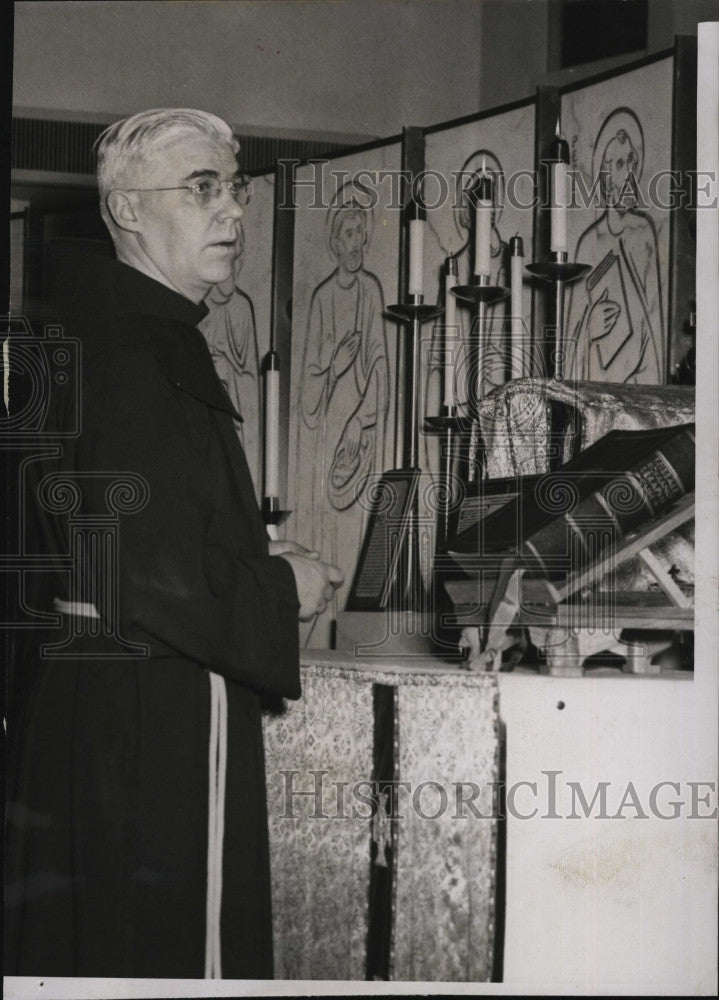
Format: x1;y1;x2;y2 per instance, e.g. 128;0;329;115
384;298;443;610
262;495;291;528
449;279;510;482
526;252;590;380
384;300;444;469
424;406;471;552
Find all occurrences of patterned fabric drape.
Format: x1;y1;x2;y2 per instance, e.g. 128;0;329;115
262;658;499;982
392;673;499;982
477;378;695;479
263;663;374;980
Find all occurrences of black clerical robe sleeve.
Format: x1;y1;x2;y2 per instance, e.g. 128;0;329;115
73;345;301;699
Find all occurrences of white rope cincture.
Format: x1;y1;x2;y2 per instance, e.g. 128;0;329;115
205;670;228;979
53;597;100;618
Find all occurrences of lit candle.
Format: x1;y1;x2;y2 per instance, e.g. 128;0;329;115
549;120;570;254
443;256;459;407
509;235;524;379
408;206;425;297
474;159;493;278
263;349;280;500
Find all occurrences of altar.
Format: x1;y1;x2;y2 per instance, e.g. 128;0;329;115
262;650;699;986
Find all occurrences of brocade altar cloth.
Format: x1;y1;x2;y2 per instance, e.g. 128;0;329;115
476;378;695;478
262;653;499;982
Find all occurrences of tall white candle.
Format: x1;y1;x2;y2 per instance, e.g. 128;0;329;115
474;165;493;278
550;122;570;254
408;217;425;296
509;235;524;379
263;358;280;499
443;257;458;407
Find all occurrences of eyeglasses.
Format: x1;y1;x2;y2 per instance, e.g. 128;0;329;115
120;175;253;208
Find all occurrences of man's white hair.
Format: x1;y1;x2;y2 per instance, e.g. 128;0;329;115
95;108;239;205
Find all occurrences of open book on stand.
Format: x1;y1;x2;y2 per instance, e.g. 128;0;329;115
448;422;695;588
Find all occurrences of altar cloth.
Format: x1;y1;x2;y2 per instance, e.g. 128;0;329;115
262;654;499;981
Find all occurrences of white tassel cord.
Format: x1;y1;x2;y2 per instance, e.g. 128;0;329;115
205;671;228;978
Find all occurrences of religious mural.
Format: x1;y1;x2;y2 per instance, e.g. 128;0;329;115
200;223;261;494
562;57;673;384
288;146;401;647
200;171;275;499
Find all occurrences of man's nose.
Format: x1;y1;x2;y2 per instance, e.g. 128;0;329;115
216;189;244;221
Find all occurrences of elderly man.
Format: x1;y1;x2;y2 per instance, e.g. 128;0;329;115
5;108;342;979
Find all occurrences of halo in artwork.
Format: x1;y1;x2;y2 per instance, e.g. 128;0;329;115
453;148;506;241
325;181;376;261
592;106;645;186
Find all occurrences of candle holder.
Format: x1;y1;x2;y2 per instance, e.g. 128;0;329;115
384;294;444;609
526;250;590;380
262;495;291;535
451;276;510;482
424;405;472;552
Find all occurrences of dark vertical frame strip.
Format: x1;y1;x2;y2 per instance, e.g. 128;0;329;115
393;127;425;469
491;710;507;982
271;165;295;504
532;86;561;376
668;36;698;381
365;682;396;980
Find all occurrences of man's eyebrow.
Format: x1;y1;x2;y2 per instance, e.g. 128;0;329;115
183;169;220;181
182;169;244;182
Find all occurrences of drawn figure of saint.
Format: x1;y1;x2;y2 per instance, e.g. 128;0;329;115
566;108;664;383
451;150;510;405
200;224;261;498
298;188;390;617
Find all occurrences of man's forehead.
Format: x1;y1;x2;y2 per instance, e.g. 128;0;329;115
141;133;238;180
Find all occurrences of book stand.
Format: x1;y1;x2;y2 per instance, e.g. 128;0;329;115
445;492;695;675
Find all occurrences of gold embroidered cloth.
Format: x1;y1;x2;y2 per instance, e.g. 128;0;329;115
262;657;499;981
477;378;695;477
392;672;499;982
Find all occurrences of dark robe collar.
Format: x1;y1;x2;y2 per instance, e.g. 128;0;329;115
50;252;242;421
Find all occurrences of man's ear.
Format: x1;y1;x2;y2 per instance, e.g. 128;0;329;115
105;190;142;232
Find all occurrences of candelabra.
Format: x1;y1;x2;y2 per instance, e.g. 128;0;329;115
451;275;510;482
384;294;444;607
525;250;590;381
261;345;290;540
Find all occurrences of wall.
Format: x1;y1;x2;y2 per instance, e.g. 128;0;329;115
479;0;718;111
12;0;484;139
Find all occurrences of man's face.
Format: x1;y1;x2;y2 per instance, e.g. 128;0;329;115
130;133;244;301
333;212;365;273
231;225;245;282
602;136;638;213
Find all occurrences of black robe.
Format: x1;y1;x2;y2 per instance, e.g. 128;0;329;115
5;254;301;979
